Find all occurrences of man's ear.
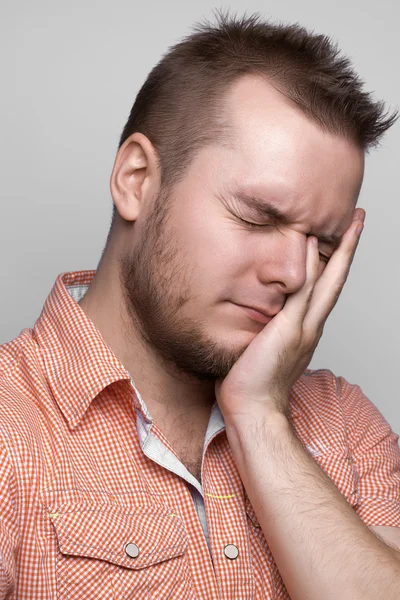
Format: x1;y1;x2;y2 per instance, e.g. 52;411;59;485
110;132;160;222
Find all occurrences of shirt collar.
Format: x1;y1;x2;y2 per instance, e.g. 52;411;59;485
33;269;226;435
33;270;132;429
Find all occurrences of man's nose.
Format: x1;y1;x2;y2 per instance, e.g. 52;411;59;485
258;230;308;295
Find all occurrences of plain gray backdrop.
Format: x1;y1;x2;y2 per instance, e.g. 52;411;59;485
1;1;399;432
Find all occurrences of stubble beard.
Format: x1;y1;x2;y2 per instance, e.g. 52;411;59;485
118;185;244;382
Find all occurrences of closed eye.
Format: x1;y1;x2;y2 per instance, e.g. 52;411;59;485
237;217;271;229
237;215;332;263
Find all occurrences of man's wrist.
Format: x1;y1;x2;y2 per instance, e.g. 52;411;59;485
223;402;292;447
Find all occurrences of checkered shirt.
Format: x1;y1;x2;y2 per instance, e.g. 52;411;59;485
0;269;400;599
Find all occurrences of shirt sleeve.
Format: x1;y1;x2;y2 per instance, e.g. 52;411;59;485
0;439;19;598
339;376;400;527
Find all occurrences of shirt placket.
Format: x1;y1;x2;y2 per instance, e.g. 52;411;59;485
202;432;254;599
133;407;221;598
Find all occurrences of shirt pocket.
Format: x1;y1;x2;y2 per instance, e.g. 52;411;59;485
47;500;196;600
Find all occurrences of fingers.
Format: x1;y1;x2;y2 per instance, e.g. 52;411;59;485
304;211;364;330
272;207;364;341
283;235;320;323
354;207;366;224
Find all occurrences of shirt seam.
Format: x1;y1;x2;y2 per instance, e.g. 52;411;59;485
334;371;360;504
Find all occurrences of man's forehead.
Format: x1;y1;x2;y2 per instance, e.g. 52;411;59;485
225;74;318;145
221;107;364;222
224;75;365;170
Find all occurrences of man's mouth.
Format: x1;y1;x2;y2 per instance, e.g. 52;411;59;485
235;304;273;324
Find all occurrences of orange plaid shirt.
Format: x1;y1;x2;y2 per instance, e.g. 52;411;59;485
1;269;400;599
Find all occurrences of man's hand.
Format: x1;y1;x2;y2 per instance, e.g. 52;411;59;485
215;207;366;421
212;207;400;600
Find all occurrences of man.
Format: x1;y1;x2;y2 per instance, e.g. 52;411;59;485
1;11;399;599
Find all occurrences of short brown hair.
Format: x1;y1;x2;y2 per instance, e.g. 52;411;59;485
112;10;398;222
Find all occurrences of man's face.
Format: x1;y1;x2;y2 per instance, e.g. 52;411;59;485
119;75;364;383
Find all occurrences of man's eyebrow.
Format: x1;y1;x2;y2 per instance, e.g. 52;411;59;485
228;190;343;249
228;190;292;224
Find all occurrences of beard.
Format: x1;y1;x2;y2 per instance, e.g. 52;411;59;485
118;185;245;383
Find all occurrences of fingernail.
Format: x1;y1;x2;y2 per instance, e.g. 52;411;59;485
356;223;364;237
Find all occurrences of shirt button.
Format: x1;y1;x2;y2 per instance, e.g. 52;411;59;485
224;544;239;560
125;542;140;559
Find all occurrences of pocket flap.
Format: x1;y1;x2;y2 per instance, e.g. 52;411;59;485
49;503;188;570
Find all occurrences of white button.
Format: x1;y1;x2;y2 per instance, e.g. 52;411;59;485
224;544;239;560
125;542;140;558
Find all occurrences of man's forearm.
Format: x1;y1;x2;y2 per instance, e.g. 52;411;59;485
225;410;400;600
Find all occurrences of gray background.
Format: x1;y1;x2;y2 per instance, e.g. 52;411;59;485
1;1;399;431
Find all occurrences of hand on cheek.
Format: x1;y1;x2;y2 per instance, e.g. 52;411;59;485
215;207;366;423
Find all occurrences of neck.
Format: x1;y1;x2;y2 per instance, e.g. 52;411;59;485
78;255;216;430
